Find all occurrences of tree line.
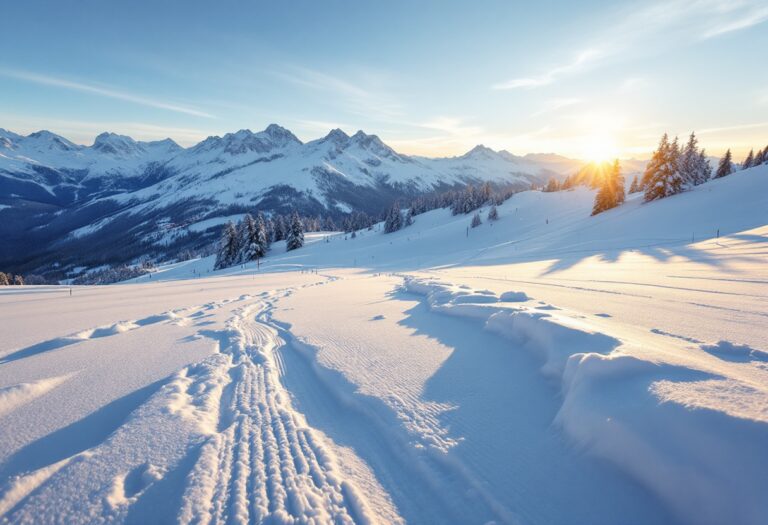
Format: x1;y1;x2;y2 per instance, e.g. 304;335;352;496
382;182;511;234
538;132;768;216
0;272;25;285
214;211;307;270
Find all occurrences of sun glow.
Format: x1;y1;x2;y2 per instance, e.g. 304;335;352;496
582;135;619;163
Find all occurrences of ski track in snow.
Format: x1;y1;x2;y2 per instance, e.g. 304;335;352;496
0;277;383;525
177;290;375;525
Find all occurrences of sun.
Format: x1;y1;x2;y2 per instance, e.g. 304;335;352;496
583;135;619;163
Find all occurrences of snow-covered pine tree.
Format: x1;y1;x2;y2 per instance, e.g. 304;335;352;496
255;213;269;257
488;205;499;221
13;274;24;285
236;214;258;263
0;272;8;285
628;175;640;193
742;149;754;170
272;215;285;241
714;149;734;178
641;133;668;190
754;147;766;166
679;132;701;188
215;221;240;269
384;203;403;233
471;212;482;228
286;212;304;251
264;217;274;243
695;149;712;184
323;216;337;231
759;146;768;165
644;134;684;202
405;207;415;227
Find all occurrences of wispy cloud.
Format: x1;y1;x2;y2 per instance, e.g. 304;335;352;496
0;69;215;118
273;66;403;123
493;0;768;90
698;121;768;134
493;50;600;90
701;4;768;38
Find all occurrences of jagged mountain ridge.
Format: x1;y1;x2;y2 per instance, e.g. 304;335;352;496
0;124;583;279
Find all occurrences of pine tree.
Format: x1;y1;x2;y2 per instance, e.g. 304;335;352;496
544;178;560;192
480;182;492;204
714;149;734;179
754;147;766;166
679;132;701;188
236;214;258;263
757;146;768;165
272;215;286;241
264;217;274;243
214;221;239;269
592;159;625;214
628;175;640;193
0;272;8;286
405;207;415;227
286;212;304;251
742;149;754;170
614;159;626;205
488;205;499;221
641;133;669;190
644;134;684;201
695;149;712;184
13;274;24;286
384;203;402;233
471;212;482;228
255;213;269;256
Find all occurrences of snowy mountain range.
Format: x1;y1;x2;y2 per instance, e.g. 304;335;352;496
0;124;583;278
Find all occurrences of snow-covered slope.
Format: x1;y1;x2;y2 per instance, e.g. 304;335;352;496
1;166;766;524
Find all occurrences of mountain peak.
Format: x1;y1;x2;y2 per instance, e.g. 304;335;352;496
192;125;300;155
462;144;497;159
26;130;79;151
262;124;302;146
144;137;182;152
324;128;350;144
93;132;143;156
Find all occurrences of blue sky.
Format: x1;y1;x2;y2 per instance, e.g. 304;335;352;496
1;0;766;159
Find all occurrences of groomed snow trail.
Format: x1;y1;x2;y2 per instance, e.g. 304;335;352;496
177;291;376;525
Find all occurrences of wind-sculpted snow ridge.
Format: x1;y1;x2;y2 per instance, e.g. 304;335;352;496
403;277;768;525
177;297;375;525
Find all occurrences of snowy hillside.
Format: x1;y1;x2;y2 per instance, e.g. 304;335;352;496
0;125;582;279
1;165;766;524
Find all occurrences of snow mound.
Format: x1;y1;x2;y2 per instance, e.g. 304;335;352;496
499;291;531;302
403;276;768;525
